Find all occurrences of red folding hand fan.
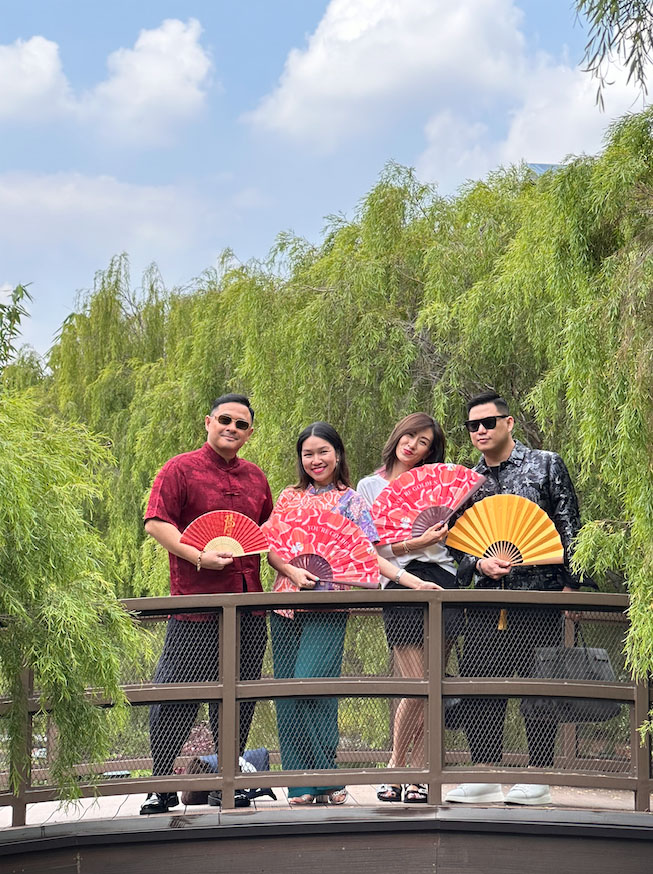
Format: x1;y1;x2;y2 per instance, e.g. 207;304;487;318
370;463;486;545
180;510;269;556
263;507;379;590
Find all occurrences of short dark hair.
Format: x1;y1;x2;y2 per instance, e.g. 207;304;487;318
382;412;445;475
294;422;351;491
466;391;510;416
209;393;255;422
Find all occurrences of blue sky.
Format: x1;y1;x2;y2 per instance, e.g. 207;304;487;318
0;1;648;355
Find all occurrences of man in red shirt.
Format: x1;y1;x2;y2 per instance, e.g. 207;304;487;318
140;393;273;814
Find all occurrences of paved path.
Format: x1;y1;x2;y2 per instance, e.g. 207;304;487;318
1;783;649;829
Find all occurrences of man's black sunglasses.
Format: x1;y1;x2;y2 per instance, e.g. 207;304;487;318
214;414;250;431
464;415;509;433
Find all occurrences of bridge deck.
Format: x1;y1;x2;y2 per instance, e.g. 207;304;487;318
1;781;650;829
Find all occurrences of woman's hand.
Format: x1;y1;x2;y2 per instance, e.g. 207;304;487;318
400;572;443;591
393;522;448;556
411;521;448;549
285;565;319;589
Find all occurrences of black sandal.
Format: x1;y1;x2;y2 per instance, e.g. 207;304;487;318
377;784;403;802
404;784;428;803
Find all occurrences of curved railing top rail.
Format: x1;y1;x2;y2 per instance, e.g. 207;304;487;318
120;589;629;614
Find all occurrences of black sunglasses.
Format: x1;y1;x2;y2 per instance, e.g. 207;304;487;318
464;415;509;433
215;414;250;431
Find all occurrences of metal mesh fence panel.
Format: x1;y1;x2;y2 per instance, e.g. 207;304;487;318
243;696;425;775
452;605;626;679
30;713;50;787
444;698;631;774
121;617;167;685
146;614;221;778
0;715;9;791
444;604;630;774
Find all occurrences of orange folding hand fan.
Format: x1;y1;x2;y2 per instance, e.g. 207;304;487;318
263;507;379;590
445;494;564;565
180;510;269;556
371;463;486;545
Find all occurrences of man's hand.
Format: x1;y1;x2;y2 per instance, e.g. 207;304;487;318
477;557;511;580
200;551;234;571
285;565;319;589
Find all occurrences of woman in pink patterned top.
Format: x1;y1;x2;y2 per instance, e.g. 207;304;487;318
267;422;427;807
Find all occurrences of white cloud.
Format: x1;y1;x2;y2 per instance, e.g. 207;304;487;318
416;58;652;192
0;170;275;353
497;63;649;166
0;36;72;120
245;0;526;149
0;19;212;145
416;111;494;190
0;172;211;256
87;18;213;143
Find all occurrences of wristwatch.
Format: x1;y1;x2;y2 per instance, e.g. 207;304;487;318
394;568;405;585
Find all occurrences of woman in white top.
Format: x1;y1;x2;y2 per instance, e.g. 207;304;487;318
358;413;459;804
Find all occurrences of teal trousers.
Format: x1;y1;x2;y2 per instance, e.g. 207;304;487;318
271;610;347;798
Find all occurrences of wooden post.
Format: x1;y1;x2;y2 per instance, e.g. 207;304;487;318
426;594;443;804
219;606;237;809
632;679;651;812
11;668;33;827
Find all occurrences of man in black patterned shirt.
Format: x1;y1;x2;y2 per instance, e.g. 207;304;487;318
445;391;584;807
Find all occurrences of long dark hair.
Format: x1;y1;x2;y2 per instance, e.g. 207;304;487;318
294;422;352;491
381;412;445;476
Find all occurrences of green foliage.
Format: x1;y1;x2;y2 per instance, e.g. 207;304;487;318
577;1;653;106
13;106;653;716
0;392;143;797
1;347;46;392
0;285;32;370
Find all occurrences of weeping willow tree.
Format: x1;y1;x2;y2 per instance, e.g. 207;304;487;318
34;108;653;716
0;389;144;797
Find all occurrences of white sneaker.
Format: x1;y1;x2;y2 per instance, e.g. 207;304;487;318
444;783;505;803
505;783;552;805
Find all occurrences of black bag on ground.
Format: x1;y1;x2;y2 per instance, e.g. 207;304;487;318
520;626;620;724
180;748;277;805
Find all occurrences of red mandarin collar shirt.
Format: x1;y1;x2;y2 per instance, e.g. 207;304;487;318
145;442;274;595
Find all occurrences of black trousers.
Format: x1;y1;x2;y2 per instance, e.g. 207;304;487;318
459;606;561;767
149;612;267;776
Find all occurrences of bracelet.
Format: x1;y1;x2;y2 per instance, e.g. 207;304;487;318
196;549;205;572
403;540;410;555
476;558;484;574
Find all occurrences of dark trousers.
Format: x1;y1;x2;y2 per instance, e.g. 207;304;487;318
459;606;561;767
149;613;267;776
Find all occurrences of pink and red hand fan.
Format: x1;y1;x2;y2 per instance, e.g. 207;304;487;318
263;507;379;590
370;463;486;545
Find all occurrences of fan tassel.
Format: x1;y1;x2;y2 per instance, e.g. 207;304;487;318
497;608;508;631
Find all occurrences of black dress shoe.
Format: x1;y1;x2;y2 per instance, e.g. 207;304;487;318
140;792;179;814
